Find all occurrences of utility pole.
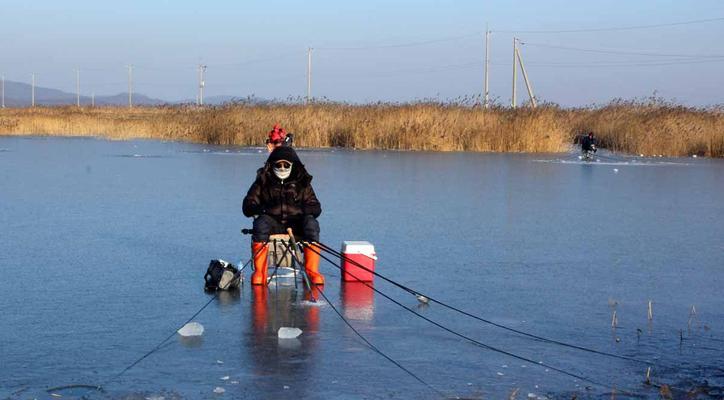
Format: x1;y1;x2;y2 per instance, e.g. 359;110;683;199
198;64;207;106
127;64;133;108
91;91;95;107
31;73;36;107
75;68;80;107
515;44;537;108
511;37;517;109
484;26;490;109
1;75;5;108
306;47;312;104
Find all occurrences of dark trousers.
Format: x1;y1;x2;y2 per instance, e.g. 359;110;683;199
252;214;320;242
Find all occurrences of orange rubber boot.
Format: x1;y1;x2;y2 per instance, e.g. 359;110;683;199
251;242;269;285
303;243;325;285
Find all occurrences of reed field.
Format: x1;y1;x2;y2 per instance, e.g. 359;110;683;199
0;101;722;157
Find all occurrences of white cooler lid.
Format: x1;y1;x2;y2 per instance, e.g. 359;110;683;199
341;241;377;259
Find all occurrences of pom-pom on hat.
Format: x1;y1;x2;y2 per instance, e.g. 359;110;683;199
267;124;287;144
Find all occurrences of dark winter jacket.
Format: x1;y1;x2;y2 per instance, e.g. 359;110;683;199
242;147;321;223
581;135;597;151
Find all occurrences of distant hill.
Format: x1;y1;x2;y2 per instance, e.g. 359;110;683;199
1;80;167;107
0;80;275;107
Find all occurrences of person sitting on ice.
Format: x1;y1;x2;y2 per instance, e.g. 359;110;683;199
242;146;324;285
265;123;294;153
581;131;597;154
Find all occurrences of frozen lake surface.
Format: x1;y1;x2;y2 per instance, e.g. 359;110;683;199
1;136;723;399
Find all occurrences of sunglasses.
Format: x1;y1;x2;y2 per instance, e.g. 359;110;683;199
274;161;292;169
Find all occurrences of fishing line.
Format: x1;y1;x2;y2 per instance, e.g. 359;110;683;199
306;245;626;392
313;283;447;398
314;241;651;365
266;238;295;283
282;240;445;398
67;241;269;398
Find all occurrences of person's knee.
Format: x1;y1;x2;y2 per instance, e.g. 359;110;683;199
252;215;275;242
303;215;320;242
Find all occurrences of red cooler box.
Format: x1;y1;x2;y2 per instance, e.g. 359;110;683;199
341;241;376;282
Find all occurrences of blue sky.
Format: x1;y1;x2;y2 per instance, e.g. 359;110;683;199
1;0;723;105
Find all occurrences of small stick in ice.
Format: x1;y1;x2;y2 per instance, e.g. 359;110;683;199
688;305;697;330
647;300;653;321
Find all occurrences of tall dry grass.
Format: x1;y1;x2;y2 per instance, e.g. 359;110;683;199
0;101;721;156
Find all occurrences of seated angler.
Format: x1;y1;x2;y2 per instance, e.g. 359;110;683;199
242;146;324;286
581;131;597;154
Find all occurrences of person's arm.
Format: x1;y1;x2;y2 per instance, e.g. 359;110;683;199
301;185;322;218
242;180;264;217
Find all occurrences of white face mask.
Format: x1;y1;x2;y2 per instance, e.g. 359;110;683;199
273;162;292;180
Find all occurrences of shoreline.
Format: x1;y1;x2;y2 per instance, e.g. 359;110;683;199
0;103;722;157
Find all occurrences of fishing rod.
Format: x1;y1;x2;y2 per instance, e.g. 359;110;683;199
282;236;445;398
314;241;652;365
304;244;627;392
285;228;317;301
266;237;296;284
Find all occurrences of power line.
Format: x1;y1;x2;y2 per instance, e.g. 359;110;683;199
521;42;724;59
207;53;303;68
315;32;482;51
491;58;724;68
494;16;724;34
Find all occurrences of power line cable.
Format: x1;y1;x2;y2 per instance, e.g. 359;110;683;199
520;42;724;59
316;32;481;50
490;58;724;68
493;16;724;34
317;61;482;80
207;53;304;68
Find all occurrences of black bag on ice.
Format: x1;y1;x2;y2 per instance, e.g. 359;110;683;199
204;259;241;291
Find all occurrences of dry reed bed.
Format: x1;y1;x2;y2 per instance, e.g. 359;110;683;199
0;103;721;156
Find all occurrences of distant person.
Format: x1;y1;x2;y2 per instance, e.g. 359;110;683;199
266;123;294;153
581;131;597;156
242;146;324;286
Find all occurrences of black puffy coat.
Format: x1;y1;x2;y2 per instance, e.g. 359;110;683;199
242;148;321;223
581;135;597;151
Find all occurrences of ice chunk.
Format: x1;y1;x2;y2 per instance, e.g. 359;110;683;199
213;387;225;394
177;322;204;337
278;327;303;339
220;376;230;381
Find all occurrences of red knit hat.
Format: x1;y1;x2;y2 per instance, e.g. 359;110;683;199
267;124;287;144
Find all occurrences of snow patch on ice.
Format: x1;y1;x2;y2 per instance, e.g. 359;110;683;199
177;322;204;337
278;327;303;339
